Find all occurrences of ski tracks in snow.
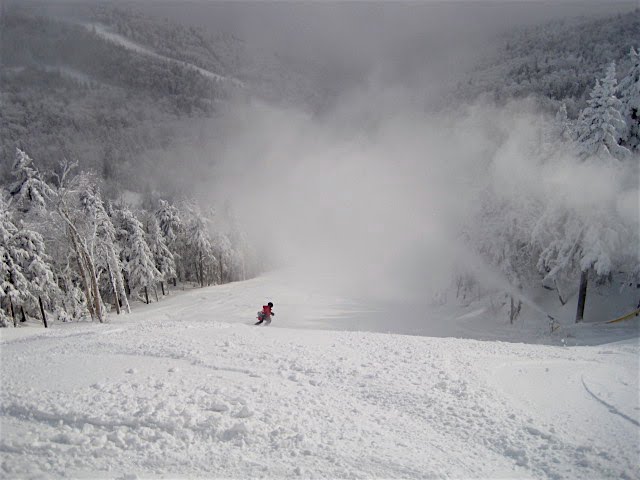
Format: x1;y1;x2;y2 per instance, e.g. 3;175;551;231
1;302;638;478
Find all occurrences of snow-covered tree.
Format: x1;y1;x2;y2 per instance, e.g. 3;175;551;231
618;47;640;151
156;199;182;246
119;206;161;303
211;232;233;284
156;199;183;283
532;171;638;322
53;171;106;323
467;189;541;322
0;198;31;326
226;205;257;281
145;213;176;295
181;201;216;287
577;63;631;160
11;227;60;327
80;182;130;314
8;148;55;213
552;103;575;143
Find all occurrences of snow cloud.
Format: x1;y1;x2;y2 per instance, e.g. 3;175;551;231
200;89;638;305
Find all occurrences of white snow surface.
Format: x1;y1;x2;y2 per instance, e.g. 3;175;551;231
1;271;639;479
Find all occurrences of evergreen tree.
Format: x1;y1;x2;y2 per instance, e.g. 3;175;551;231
11;227;61;326
533;184;636;322
618;47;640;151
577;63;631;160
183;202;215;287
146;213;176;294
119;206;161;303
156;199;182;246
155;199;182;284
552;103;575;143
212;232;232;284
0;198;31;326
9;148;55;213
226;205;255;281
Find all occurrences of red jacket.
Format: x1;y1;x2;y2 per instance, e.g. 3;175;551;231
262;305;272;316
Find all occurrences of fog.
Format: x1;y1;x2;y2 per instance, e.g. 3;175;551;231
201;93;637;312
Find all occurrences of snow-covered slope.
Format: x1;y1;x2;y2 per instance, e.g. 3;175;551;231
1;272;638;479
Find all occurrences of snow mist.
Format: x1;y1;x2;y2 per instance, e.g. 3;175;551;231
202;90;638;306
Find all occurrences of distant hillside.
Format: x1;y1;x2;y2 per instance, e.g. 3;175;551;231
87;5;325;110
455;9;640;116
0;9;228;189
0;5;320;194
89;5;242;85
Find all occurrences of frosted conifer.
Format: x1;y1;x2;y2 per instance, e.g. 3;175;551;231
618;47;640;151
0;199;35;325
146;214;176;284
12;228;60;316
156;200;182;246
120;207;161;299
577;63;630;160
183;203;215;287
9;148;55;212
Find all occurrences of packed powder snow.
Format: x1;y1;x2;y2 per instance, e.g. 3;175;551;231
1;271;638;479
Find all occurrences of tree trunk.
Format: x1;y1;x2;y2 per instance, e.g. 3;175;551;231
106;261;121;315
173;277;177;288
160;281;165;296
575;269;589;323
38;296;48;328
112;250;130;314
510;296;515;324
144;286;149;305
70;230;95;319
509;296;522;324
554;279;566;306
85;253;103;323
60;209;104;322
20;306;27;323
9;297;16;327
153;286;159;302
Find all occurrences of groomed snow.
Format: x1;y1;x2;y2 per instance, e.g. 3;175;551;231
1;271;638;479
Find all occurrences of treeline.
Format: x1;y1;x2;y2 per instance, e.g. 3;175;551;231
460;52;639;324
0;149;257;328
457;9;640;116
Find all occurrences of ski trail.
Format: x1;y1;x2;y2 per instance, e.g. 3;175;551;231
83;22;244;87
581;376;640;427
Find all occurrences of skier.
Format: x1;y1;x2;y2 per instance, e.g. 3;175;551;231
255;302;275;325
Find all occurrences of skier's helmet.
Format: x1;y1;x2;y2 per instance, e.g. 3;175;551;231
268;302;273;307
